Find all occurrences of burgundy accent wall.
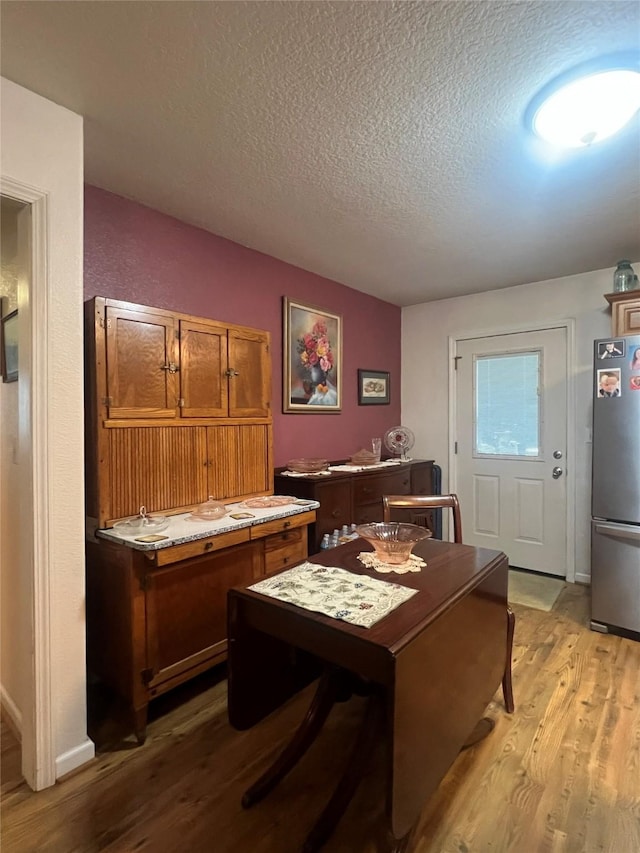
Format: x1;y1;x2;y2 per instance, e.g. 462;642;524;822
84;186;401;466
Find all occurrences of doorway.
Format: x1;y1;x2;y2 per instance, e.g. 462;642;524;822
453;326;571;578
0;195;29;785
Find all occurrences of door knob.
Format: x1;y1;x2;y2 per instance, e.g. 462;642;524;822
553;450;563;459
552;466;563;479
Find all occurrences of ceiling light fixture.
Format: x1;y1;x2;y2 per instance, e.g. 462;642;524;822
529;61;640;149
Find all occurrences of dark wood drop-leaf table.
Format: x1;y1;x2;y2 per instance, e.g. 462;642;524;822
227;537;515;852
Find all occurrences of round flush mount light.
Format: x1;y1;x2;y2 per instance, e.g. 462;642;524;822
529;61;640;149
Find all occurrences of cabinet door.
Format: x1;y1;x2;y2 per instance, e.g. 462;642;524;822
179;319;228;417
145;541;262;687
105;305;178;419
312;480;353;547
228;328;270;418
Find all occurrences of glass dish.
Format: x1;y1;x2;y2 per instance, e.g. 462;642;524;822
355;522;431;565
113;509;170;534
191;496;227;521
350;449;380;466
287;458;330;474
243;495;296;508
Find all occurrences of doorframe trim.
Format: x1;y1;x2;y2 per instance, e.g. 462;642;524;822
1;176;55;789
448;319;576;582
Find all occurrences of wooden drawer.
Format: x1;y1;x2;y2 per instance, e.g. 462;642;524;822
353;471;411;509
263;527;304;551
250;510;315;539
353;504;385;525
264;536;307;573
154;528;250;566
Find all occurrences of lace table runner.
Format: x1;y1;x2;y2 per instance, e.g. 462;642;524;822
248;562;417;628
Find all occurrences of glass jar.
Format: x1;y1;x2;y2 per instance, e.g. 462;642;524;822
613;260;636;293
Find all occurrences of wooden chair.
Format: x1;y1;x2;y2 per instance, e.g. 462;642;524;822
382;492;515;716
382;493;463;543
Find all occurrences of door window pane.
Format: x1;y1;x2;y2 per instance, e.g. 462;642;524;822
474;352;540;458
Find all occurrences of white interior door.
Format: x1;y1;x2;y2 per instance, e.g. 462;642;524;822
455;328;568;576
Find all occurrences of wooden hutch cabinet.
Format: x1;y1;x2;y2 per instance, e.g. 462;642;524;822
86;510;313;742
605;291;640;337
84;297;316;741
97;300;270;421
275;459;434;553
85;297;273;528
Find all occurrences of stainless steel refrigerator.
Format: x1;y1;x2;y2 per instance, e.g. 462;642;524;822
591;334;640;637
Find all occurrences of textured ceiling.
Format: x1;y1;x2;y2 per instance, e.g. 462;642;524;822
1;1;639;306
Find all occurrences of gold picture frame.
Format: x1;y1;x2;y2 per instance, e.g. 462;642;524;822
283;297;342;413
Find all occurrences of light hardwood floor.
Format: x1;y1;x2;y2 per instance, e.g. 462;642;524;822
2;582;639;853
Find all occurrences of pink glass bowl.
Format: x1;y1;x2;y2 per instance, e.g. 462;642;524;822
355;522;432;565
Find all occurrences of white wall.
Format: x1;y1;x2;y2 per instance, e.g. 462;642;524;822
401;265;634;583
0;77;92;786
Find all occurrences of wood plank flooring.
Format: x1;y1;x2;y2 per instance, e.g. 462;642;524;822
2;582;639;853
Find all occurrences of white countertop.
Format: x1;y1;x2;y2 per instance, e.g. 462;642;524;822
96;499;320;552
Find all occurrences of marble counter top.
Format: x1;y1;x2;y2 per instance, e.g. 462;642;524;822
96;498;320;552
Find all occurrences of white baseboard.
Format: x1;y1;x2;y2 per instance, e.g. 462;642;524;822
0;683;23;739
55;737;95;780
574;572;591;585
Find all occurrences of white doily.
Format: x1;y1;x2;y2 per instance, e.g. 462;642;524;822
358;551;426;574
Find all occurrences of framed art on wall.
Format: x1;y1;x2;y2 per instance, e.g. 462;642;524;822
358;369;390;405
1;309;18;383
283;297;342;412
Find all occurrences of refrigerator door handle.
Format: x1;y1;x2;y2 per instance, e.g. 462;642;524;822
594;522;640;542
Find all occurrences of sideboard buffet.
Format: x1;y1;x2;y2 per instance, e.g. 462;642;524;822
275;459;434;552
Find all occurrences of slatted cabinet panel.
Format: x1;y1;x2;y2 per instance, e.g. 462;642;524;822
105;426;209;523
207;424;271;499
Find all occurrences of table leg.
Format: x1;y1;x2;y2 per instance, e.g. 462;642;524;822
502;605;516;713
242;666;341;809
460;716;496;750
302;690;383;853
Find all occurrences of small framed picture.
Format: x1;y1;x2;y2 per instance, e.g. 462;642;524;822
1;310;18;383
597;340;625;360
358;369;390;405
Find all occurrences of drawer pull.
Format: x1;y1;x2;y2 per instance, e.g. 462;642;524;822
283;520;291;528
204;541;213;551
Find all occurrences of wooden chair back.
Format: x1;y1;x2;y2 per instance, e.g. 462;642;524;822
382;494;463;544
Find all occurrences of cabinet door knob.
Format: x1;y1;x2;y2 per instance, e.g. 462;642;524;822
204;541;213;551
331;509;341;518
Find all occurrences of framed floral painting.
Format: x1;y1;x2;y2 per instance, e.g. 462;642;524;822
283;297;342;412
